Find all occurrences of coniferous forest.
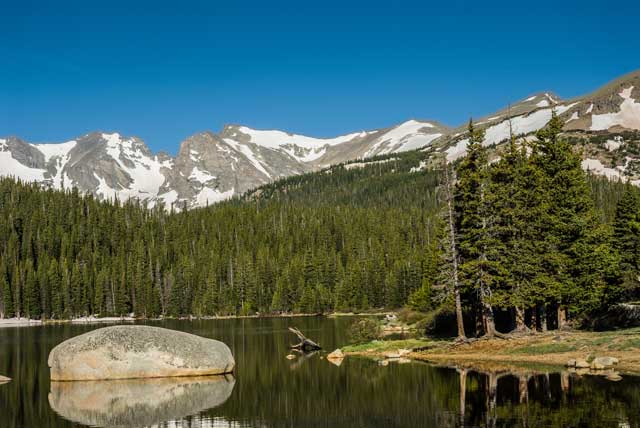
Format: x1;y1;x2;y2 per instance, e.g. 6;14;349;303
0;116;639;335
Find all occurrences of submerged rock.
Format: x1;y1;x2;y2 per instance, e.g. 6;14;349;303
49;375;234;427
48;325;235;381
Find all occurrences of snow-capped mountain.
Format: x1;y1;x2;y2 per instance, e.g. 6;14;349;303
440;70;640;161
2;70;639;209
0;119;447;209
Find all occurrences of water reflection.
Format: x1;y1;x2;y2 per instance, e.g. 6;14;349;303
49;375;235;428
1;319;639;428
441;363;640;428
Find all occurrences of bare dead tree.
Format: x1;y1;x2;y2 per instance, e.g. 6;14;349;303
288;327;321;352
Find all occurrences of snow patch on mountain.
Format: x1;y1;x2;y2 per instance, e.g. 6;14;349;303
235;127;365;150
35;140;77;162
591;87;640;131
189;166;216;183
36;140;77;188
93;173;119;200
364;120;440;157
223;138;272;179
581;159;623;180
196;187;234;206
344;158;398;170
158;190;179;207
0;140;47;180
605;137;623;152
446;104;578;161
103;133;170;199
410;160;428;173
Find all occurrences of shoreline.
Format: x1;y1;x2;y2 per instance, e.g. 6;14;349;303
343;328;640;375
0;311;388;328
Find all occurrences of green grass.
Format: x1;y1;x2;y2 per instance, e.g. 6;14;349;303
610;338;640;351
343;339;435;353
506;343;577;355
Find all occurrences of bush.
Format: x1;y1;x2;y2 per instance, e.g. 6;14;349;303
348;318;381;344
397;307;428;325
414;307;461;338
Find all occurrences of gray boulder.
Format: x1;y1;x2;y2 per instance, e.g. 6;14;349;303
48;325;235;381
591;356;619;369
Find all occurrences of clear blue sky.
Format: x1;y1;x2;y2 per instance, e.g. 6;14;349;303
2;0;639;154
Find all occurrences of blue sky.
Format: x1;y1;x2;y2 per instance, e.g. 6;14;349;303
1;0;639;154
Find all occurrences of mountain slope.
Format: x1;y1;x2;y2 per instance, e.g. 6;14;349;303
2;70;639;208
0;119;448;209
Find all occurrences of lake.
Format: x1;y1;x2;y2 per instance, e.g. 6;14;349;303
1;317;639;427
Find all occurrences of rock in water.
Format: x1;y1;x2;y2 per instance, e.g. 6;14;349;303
49;375;235;427
48;325;235;381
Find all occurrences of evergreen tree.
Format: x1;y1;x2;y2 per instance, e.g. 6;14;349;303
612;183;640;302
455;120;499;337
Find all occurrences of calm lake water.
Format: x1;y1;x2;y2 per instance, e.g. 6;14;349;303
1;317;639;428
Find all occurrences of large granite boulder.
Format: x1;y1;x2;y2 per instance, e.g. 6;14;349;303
49;375;235;427
48;325;235;381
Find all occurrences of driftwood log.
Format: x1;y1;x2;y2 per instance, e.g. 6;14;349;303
288;327;321;352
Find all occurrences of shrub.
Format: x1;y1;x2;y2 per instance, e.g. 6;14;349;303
397;307;428;325
348;318;381;344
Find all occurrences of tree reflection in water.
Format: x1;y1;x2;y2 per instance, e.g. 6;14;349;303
1;318;639;428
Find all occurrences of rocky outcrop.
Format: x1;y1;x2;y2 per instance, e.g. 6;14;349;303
48;325;235;381
49;375;234;427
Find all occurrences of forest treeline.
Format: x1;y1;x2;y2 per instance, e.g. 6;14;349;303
0;153;442;319
0;124;638;325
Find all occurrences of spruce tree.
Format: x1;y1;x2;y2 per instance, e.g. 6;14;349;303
612;183;640;302
455;120;499;337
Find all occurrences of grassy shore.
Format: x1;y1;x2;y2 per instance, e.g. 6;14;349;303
343;327;640;373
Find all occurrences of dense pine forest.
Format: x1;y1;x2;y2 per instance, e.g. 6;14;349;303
0;151;442;319
0;117;638;333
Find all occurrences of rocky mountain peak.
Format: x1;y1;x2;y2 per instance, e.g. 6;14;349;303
3;70;640;209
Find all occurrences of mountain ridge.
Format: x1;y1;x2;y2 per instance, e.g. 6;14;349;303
2;70;640;209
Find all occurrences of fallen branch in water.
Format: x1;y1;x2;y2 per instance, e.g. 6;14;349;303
289;327;322;352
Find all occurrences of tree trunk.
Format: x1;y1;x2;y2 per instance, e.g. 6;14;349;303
557;306;568;330
513;306;529;333
444;165;466;341
483;301;497;337
539;305;548;332
476;304;485;337
479;183;496;339
288;327;322;352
